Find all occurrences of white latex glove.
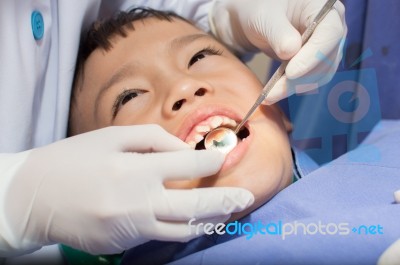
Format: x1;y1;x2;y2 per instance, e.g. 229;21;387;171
0;125;254;256
379;239;400;265
210;0;347;103
377;190;400;265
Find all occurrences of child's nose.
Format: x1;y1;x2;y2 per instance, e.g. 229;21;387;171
171;88;207;111
163;77;213;116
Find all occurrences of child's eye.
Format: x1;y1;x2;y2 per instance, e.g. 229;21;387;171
112;89;146;118
188;47;223;67
120;92;138;105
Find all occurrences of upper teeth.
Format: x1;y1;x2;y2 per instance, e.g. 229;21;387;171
186;115;237;148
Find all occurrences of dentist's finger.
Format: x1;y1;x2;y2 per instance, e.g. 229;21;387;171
285;6;347;79
113;124;191;152
145;149;225;181
153;187;254;221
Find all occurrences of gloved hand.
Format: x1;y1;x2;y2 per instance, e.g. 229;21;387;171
377;190;400;265
1;125;254;256
210;0;347;103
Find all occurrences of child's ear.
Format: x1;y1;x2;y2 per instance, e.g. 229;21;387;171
271;105;293;133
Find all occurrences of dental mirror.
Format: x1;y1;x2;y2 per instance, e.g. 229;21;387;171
204;127;238;154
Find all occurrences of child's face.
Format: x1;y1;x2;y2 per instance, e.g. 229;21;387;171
72;18;293;217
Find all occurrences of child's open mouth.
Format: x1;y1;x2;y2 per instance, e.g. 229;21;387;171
184;115;250;151
179;109;254;172
195;126;250;150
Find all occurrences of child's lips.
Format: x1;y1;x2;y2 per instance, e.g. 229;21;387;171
175;105;252;174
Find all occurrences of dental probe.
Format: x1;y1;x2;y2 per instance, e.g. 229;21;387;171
204;0;338;154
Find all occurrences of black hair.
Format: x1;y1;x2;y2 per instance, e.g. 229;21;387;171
72;7;189;91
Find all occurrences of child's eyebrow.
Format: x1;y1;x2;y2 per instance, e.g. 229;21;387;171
95;62;139;115
168;33;213;52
